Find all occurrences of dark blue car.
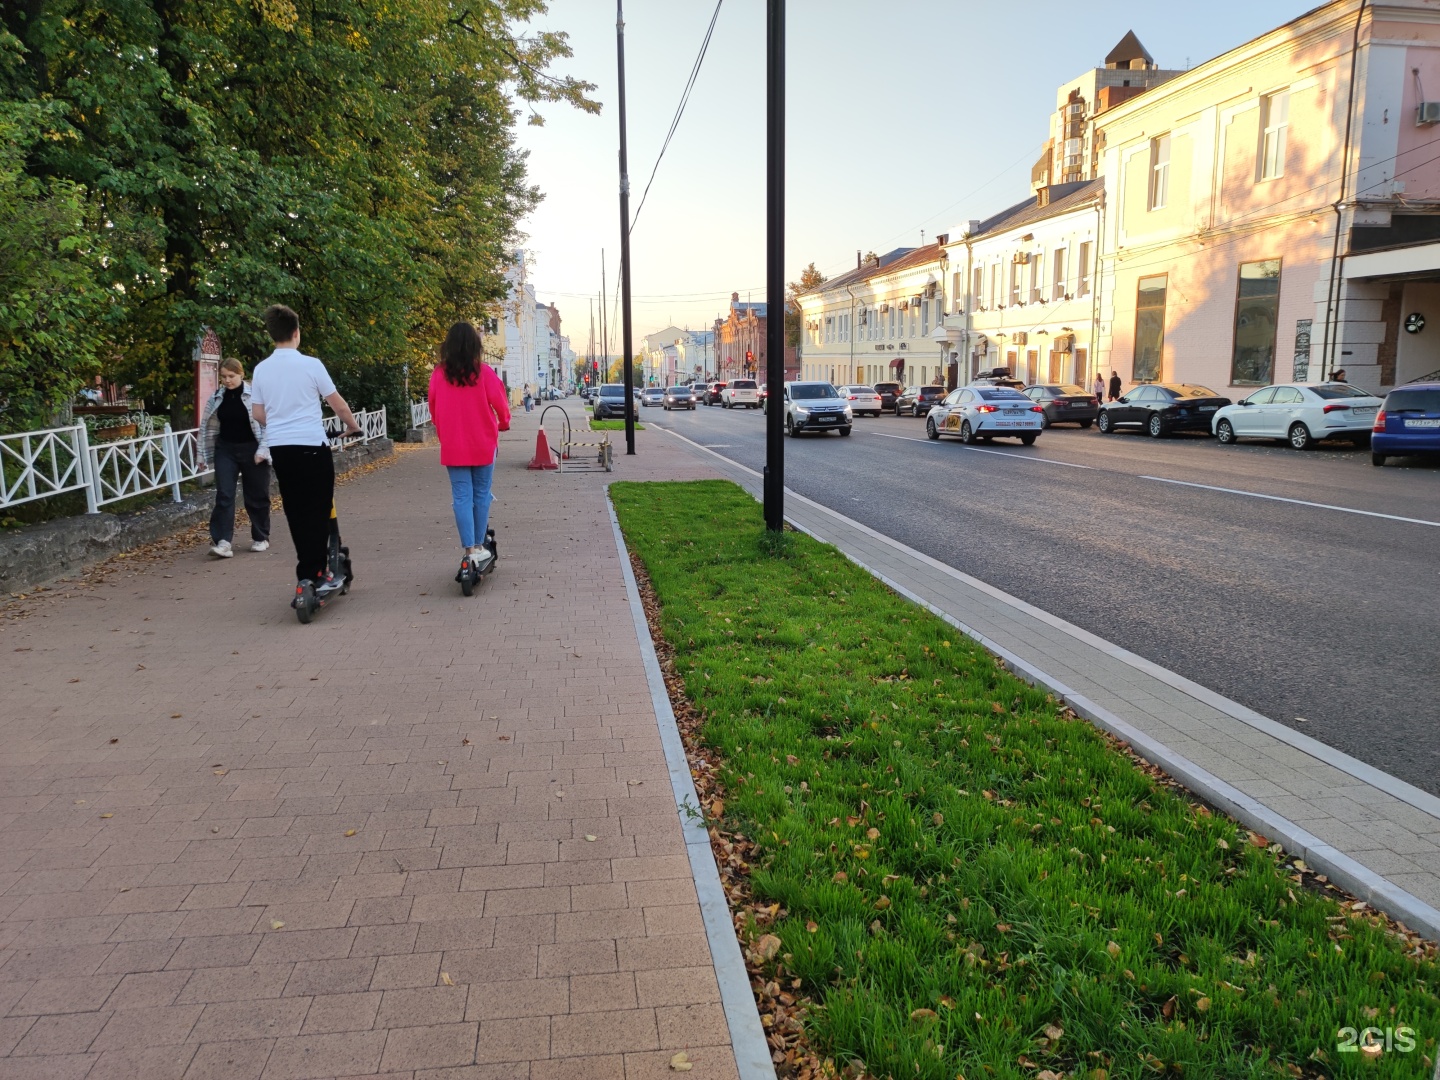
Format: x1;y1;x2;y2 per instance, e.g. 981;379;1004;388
1372;383;1440;466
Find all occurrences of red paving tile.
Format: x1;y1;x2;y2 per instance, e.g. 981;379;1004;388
0;423;739;1076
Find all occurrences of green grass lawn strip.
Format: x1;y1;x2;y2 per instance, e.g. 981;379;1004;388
589;419;643;431
611;479;1440;1080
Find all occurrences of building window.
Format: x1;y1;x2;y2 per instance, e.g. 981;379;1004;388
824;316;833;343
972;268;984;310
1030;252;1044;304
1010;262;1022;306
1133;274;1168;382
1231;259;1282;385
1149;134;1170;210
921;299;930;337
1052;248;1066;299
889;306;896;339
1077;242;1092;297
1260;90;1289;180
989;265;1000;309
952;272;962;312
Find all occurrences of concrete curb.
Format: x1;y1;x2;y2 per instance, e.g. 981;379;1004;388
655;425;1440;942
605;494;778;1080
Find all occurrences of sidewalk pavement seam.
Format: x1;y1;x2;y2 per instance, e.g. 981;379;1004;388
653;425;1440;940
606;494;778;1080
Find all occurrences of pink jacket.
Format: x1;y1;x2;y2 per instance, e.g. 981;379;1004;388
428;363;512;466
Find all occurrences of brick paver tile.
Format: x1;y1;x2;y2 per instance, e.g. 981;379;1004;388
655;1004;729;1049
10;974;121;1015
191;998;312;1042
299;992;382;1034
183;1039;275;1080
473;1016;549;1064
261;1030;387;1080
176;963;294;1004
379;1022;479;1071
549;1009;658;1058
623;1047;740;1080
0;1052;99;1079
567;973;638;1015
376;986;468;1028
10;1012;110;1056
530;1055;625;1080
464;978;568;1022
86;1044;198;1080
90;1004;203;1049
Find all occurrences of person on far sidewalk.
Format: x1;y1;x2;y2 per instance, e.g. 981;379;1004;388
249;304;360;603
1108;370;1123;401
523;385;534;413
200;357;270;558
1093;371;1106;405
428;321;511;580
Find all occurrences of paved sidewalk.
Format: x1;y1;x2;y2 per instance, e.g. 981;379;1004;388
654;426;1440;941
0;409;742;1080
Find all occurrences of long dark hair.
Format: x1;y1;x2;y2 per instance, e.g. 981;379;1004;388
440;321;484;387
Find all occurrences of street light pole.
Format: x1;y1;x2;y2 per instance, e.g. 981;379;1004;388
763;0;785;532
616;0;636;455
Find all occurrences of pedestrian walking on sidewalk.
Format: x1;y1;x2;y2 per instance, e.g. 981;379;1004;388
249;304;361;600
1329;368;1348;383
200;358;271;559
523;386;534;413
428;321;511;577
1093;372;1106;404
1108;370;1123;401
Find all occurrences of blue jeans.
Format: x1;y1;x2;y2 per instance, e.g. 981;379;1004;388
446;464;494;549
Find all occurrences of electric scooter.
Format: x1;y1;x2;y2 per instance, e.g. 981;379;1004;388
456;527;498;596
294;503;353;623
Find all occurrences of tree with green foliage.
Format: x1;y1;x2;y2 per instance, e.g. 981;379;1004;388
0;0;597;433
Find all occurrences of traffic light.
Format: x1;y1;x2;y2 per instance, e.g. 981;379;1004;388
583;373;590;385
745;349;753;365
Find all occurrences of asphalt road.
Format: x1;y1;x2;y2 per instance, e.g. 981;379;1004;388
635;398;1440;796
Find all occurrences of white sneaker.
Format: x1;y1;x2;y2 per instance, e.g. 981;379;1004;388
209;540;233;558
473;547;493;568
250;540;269;552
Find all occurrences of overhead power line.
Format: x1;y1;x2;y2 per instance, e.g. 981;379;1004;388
628;0;724;236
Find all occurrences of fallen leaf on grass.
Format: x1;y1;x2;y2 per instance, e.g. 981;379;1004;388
710;799;724;817
909;1008;937;1021
1195;996;1211;1012
805;921;818;933
1106;941;1121;958
669;1051;693;1072
1043;1022;1063;1041
865;827;880;841
440;972;456;987
754;934;782;961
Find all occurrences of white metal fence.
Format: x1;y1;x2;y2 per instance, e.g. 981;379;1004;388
2;406;388;514
410;399;431;429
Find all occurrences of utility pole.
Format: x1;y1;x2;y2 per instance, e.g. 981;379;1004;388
616;0;636;454
600;252;607;386
763;0;785;532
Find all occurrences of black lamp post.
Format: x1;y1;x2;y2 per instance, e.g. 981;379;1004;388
763;0;785;532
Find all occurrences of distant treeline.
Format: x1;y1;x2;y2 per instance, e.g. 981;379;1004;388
0;0;597;431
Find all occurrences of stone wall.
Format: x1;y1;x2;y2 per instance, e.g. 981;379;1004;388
0;438;394;594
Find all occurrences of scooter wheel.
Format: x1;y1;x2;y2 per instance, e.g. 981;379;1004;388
460;569;474;597
295;583;316;624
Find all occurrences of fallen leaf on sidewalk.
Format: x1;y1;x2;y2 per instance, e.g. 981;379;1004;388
99;813;113;819
109;738;118;744
440;972;455;986
171;713;182;718
627;780;643;786
271;920;285;930
213;769;227;776
461;738;470;745
554;791;565;799
584;835;597;842
668;1051;693;1072
344;829;357;837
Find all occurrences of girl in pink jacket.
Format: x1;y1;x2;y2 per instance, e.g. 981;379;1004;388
428;322;512;575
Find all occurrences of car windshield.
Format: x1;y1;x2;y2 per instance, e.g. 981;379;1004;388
979;389;1028;401
1172;385;1220;398
791;383;840;400
1385;388;1440;412
669;387;691;394
876;383;900;393
1310;384;1371;399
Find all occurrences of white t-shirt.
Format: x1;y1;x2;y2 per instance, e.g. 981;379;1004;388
249;348;337;447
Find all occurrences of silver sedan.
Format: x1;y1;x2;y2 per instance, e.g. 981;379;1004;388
926;386;1044;445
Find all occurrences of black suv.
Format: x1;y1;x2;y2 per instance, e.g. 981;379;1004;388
874;382;902;410
894;385;948;417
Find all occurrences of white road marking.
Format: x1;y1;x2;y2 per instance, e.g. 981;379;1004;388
870;432;1094;468
1140;475;1440;528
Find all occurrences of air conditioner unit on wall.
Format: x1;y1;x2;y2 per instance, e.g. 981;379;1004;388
1418;101;1440;125
1013;252;1031;264
1014;332;1028;345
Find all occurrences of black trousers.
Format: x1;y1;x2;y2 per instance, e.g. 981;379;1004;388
269;444;336;582
209;439;271;544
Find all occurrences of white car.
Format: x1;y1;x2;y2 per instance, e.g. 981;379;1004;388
840;385;883;417
721;378;760;409
1212;382;1383;450
782;381;852;436
640;388;666;407
926;386;1044;445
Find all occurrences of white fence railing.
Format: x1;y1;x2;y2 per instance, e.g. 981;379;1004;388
90;425;210;509
410;400;431;429
2;405;388;514
0;425;93;512
323;407;386;449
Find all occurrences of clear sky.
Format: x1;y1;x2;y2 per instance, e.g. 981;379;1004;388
514;0;1312;351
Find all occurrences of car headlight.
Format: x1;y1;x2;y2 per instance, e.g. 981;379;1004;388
843;407;853;419
794;407;809;417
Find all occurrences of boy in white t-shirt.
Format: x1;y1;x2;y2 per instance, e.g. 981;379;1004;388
249;305;360;599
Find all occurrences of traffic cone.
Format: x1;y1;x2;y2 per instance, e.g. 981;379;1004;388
527;427;558;470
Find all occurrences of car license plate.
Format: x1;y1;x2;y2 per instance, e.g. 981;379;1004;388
819;416;835;423
1405;418;1440;428
1003;409;1022;415
1354;407;1375;417
1200;405;1217;412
